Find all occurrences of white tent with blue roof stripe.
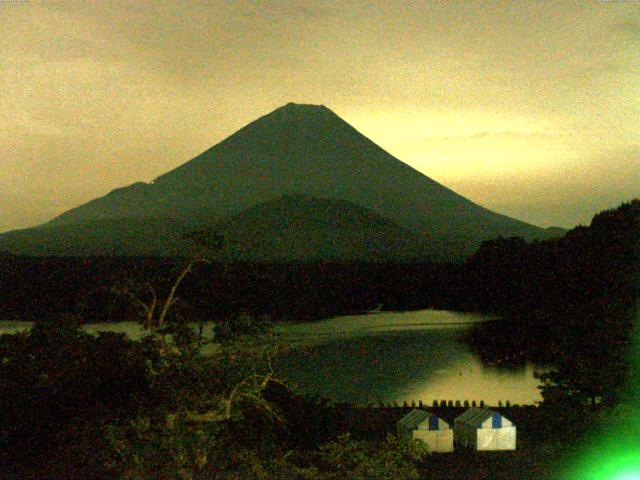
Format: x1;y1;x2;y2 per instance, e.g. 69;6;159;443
453;407;516;450
397;409;454;453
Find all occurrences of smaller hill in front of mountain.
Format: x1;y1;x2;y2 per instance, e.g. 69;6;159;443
0;195;447;261
208;193;436;262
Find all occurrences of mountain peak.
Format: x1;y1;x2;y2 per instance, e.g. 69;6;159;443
281;102;327;110
220;102;341;142
269;102;334;119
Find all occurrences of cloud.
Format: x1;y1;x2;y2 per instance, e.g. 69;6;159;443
456;131;566;141
403;130;570;146
449;143;640;228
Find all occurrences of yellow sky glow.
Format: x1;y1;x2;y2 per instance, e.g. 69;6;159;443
0;1;638;232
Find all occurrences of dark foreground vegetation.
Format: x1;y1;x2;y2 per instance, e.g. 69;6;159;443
0;200;637;478
0;316;603;479
0;318;434;479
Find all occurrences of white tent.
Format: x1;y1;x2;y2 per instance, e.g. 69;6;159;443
454;407;516;451
397;409;454;453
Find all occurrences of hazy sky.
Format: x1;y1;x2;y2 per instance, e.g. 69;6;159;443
1;0;638;232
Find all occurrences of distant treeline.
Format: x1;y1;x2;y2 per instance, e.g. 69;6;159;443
0;255;462;324
1;201;637;333
457;200;639;363
459;199;639;316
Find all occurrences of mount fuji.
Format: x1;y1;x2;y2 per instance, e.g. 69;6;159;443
0;103;558;259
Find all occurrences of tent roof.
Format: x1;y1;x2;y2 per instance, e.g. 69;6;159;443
397;409;435;429
454;408;511;428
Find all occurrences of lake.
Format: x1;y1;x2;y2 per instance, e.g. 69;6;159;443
276;310;545;406
0;310;545;406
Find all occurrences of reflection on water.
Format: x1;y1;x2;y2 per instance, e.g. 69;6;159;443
278;309;493;343
275;310;544;406
0;310;544;406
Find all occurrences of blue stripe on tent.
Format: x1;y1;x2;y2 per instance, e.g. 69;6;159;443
429;415;439;430
492;412;502;429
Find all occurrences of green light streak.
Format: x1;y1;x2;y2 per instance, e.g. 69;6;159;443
561;306;640;480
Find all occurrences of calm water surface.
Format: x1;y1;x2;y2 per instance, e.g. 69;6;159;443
276;310;544;406
0;310;544;406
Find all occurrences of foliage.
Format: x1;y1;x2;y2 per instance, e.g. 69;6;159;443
214;311;274;342
310;433;429;480
0;321;152;475
102;312;287;478
0;252;289;478
170;432;430;480
466;199;639;408
104;413;216;479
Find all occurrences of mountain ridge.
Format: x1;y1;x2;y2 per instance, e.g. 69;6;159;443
1;103;560;258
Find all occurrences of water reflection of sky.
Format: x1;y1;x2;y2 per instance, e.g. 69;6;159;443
277;310;494;342
275;310;544;406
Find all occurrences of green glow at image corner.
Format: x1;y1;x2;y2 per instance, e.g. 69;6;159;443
609;466;640;480
572;451;640;480
567;307;640;480
613;474;640;480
